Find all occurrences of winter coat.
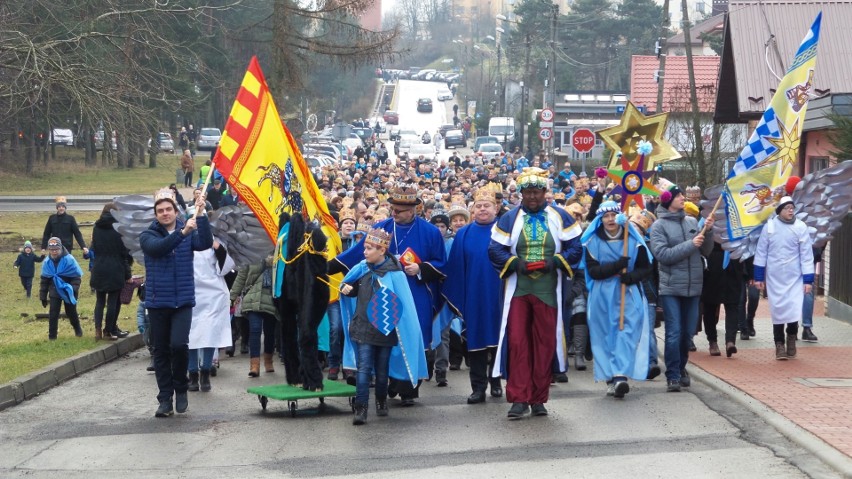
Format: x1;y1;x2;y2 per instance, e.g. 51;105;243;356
701;242;746;305
39;246;82;303
230;262;280;319
139;216;213;309
41;213;87;251
343;255;401;348
14;251;45;278
649;208;713;297
89;212;133;292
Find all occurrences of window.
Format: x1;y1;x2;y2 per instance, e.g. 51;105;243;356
810;156;829;173
696;1;705;14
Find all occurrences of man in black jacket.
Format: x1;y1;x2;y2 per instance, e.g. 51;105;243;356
41;196;88;255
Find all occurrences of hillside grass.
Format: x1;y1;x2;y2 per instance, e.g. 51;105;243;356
0;148;211;195
0;211;144;384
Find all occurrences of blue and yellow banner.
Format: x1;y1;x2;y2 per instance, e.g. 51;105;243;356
724;12;821;240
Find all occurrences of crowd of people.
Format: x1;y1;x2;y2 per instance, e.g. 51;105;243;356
20;144;819;424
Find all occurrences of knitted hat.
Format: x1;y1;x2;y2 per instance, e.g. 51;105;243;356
23;240;33;250
684;201;700;218
55;196;67;208
660;185;683;209
447;204;470;222
776;196;794;215
47;237;62;250
429;212;450;229
596;200;621;217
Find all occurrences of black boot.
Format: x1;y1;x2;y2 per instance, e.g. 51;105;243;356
200;369;211;392
573;325;588;371
376;399;389;417
352;403;368;425
188;371;200;392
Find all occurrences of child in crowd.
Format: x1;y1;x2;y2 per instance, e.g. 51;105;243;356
14;241;45;298
39;237;84;340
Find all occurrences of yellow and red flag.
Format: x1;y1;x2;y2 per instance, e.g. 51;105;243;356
214;57;339;254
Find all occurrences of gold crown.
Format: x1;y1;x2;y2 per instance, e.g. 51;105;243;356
473;189;497;204
365;227;391;249
686;185;702;194
553;192;566;200
154;187;177;206
517;167;549;190
339;207;356;224
55;196;67;204
388;184;420;206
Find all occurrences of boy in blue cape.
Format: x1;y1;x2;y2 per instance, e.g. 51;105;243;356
39;237;84;339
339;227;428;425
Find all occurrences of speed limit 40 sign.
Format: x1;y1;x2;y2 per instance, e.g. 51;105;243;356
538;128;553;141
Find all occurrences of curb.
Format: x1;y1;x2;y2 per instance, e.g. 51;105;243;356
0;196;117;204
0;333;145;412
688;362;852;477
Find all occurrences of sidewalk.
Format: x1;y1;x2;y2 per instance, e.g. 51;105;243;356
686;297;852;472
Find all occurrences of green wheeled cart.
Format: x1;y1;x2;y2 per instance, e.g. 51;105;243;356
247;380;357;417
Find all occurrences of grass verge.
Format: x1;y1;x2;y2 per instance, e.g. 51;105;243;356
1;212;143;384
0;148;212;195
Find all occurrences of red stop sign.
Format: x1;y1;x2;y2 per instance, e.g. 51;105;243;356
572;128;596;153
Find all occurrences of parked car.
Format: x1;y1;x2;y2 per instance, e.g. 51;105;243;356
352;127;374;142
437;87;453;101
443;130;466;149
93;130;117;151
383;110;399;125
438;124;456;137
305;143;342;162
474;135;500;152
388;126;401;141
476;143;505;161
408;144;437;162
341;136;364;156
50;128;74;146
197;127;221;150
147;132;175;153
416;98;433;113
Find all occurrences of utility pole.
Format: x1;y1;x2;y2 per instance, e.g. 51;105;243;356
548;4;558;156
520;32;531;153
681;0;706;186
497;42;503;115
655;0;670;113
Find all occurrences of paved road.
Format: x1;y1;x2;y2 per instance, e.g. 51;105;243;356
0;338;841;478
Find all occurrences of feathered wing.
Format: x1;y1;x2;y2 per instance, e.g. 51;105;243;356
111;196;272;269
111;195;155;264
791;160;852;248
208;204;273;269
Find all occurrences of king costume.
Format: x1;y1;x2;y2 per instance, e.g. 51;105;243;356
488;169;583;412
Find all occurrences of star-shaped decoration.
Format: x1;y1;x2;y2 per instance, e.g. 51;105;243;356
757;117;801;177
598;102;681;170
605;151;660;210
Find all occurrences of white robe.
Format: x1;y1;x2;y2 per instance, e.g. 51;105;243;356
188;247;235;349
753;217;814;325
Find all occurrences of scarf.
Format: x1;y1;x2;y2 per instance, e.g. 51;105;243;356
41;254;83;305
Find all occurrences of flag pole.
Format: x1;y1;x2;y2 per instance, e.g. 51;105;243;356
701;194;723;236
195;161;216;219
619;214;629;331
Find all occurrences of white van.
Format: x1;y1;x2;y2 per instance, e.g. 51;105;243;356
488;117;516;145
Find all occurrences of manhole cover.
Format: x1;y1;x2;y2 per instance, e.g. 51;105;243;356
794;378;852;388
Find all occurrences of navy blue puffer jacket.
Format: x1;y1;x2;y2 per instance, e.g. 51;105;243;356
140;216;213;308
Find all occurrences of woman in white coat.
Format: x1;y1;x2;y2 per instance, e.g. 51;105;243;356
188;240;235;391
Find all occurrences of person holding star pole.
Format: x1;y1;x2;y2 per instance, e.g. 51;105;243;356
583;141;657;399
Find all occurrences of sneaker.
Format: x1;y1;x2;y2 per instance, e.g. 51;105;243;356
175;393;188;414
679;370;691;388
400;397;415;407
74;325;84;337
666;380;682;392
507;402;530;419
155;401;173;417
530;403;548;416
613;380;630;399
114;329;129;339
352;404;368;425
436;372;448;387
327;367;339;381
606;382;615;396
802;327;818;342
646;365;661;381
146;358;155;372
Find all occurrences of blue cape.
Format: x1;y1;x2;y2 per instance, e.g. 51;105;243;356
340;260;429;386
41;253;83;305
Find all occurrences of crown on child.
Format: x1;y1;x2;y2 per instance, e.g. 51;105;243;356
365;227;391;249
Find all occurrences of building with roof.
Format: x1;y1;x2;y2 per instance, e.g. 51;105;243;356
550;91;631;170
664;14;725;56
714;0;852;320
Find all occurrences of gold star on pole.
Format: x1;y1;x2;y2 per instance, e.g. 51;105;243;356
759;117;801;177
597;102;681;169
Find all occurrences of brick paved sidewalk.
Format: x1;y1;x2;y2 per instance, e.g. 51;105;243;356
686;296;852;459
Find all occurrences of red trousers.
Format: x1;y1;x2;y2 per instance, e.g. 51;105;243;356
505;294;557;404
